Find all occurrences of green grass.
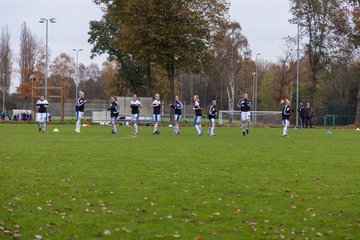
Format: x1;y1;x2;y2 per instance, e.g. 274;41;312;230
0;124;359;239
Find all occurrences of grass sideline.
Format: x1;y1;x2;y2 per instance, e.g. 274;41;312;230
0;124;359;239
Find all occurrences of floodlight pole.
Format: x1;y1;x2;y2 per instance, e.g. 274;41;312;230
72;48;83;102
39;18;56;97
255;53;261;124
252;72;255;116
296;24;300;127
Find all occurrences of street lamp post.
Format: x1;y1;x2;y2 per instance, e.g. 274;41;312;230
72;49;83;102
252;72;255;115
39;18;56;97
296;24;300;128
254;53;261;124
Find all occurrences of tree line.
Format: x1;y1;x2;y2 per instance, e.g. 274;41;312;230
0;0;359;124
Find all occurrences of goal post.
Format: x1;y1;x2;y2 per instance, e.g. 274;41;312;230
218;111;282;126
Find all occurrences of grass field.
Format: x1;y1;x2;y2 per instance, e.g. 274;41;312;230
0;124;359;239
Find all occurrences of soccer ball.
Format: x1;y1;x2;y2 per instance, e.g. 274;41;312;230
169;124;173;128
356;128;360;131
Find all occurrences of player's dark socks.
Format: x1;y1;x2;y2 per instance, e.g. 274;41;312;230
243;131;246;136
246;129;249;134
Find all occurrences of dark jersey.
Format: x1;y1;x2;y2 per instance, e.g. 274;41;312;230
208;105;217;119
108;102;120;118
237;98;251;112
36;99;49;113
171;100;183;115
130;100;141;114
152;100;161;114
76;97;85;112
194;101;202;116
282;105;291;120
298;106;306;117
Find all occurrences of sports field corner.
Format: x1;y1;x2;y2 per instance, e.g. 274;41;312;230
0;124;360;239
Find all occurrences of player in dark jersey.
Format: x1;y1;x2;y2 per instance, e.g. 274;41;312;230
130;94;142;135
36;95;49;132
75;91;86;133
170;95;183;135
207;100;217;136
151;93;161;135
193;95;203;136
237;93;252;136
281;99;291;137
108;96;120;134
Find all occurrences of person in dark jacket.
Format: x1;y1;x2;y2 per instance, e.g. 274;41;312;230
297;102;306;128
305;102;313;128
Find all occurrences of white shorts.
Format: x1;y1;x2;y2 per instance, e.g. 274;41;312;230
241;111;251;121
76;111;84;119
131;113;139;122
36;113;47;123
209;118;215;123
111;116;118;122
194;116;202;125
174;114;181;122
153;114;161;122
282;119;290;127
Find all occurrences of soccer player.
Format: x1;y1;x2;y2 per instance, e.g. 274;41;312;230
151;93;161;135
108;96;120;134
130;94;142;135
207;100;217;136
193;95;203;136
75;91;86;133
237;93;252;136
170;95;183;135
281;99;291;137
36;95;49;133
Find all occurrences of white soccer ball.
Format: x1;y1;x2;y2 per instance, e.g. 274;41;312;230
356;128;360;131
169;124;173;128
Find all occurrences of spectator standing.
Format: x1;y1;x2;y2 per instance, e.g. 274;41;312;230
297;103;306;128
305;102;313;128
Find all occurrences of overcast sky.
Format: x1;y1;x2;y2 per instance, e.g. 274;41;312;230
0;0;297;90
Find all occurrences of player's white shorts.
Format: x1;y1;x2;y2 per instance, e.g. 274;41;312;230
209;118;215;123
241;111;251;121
282;119;290;126
76;111;84;119
131;113;139;122
111;116;118;122
153;114;161;122
194;116;202;125
174;114;181;122
36;113;47;123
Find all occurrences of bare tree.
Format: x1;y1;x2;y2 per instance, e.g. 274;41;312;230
0;26;12;112
275;36;297;102
18;22;44;83
17;22;44;103
50;53;76;99
290;0;341;111
213;22;249;111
